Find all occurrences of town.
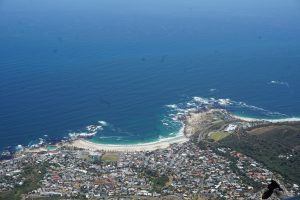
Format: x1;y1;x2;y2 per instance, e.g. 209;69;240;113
1;140;299;199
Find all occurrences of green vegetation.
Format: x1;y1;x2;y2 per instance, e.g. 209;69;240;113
209;131;230;141
0;164;47;200
143;169;169;192
101;152;119;162
220;122;300;185
152;175;169;188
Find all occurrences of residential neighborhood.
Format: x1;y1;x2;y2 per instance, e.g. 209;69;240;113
1;140;299;199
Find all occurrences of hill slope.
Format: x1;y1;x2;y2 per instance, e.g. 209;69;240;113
220;122;300;185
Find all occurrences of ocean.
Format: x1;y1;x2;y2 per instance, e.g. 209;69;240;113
0;0;300;150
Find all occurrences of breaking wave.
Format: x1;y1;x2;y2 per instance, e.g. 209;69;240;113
165;96;289;121
24;96;295;149
68;120;108;139
269;80;290;87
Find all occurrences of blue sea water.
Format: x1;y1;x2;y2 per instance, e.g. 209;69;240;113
0;0;300;150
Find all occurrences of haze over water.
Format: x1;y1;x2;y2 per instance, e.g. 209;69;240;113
1;0;300;149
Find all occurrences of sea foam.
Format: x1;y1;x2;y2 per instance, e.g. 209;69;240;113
269;80;289;87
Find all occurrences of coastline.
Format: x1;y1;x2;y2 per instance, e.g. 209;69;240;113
12;110;300;154
233;115;300;123
60;122;190;152
64;134;188;152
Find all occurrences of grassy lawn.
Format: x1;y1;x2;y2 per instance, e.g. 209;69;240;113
209;131;230;141
101;152;119;162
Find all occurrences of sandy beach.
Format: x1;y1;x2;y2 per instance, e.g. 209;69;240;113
64;134;189;152
233;115;300;123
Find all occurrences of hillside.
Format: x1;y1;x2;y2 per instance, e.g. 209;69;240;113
220;122;300;185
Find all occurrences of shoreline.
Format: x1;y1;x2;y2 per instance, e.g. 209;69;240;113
62;124;189;152
64;134;188;152
233;115;300;123
12;111;300;154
